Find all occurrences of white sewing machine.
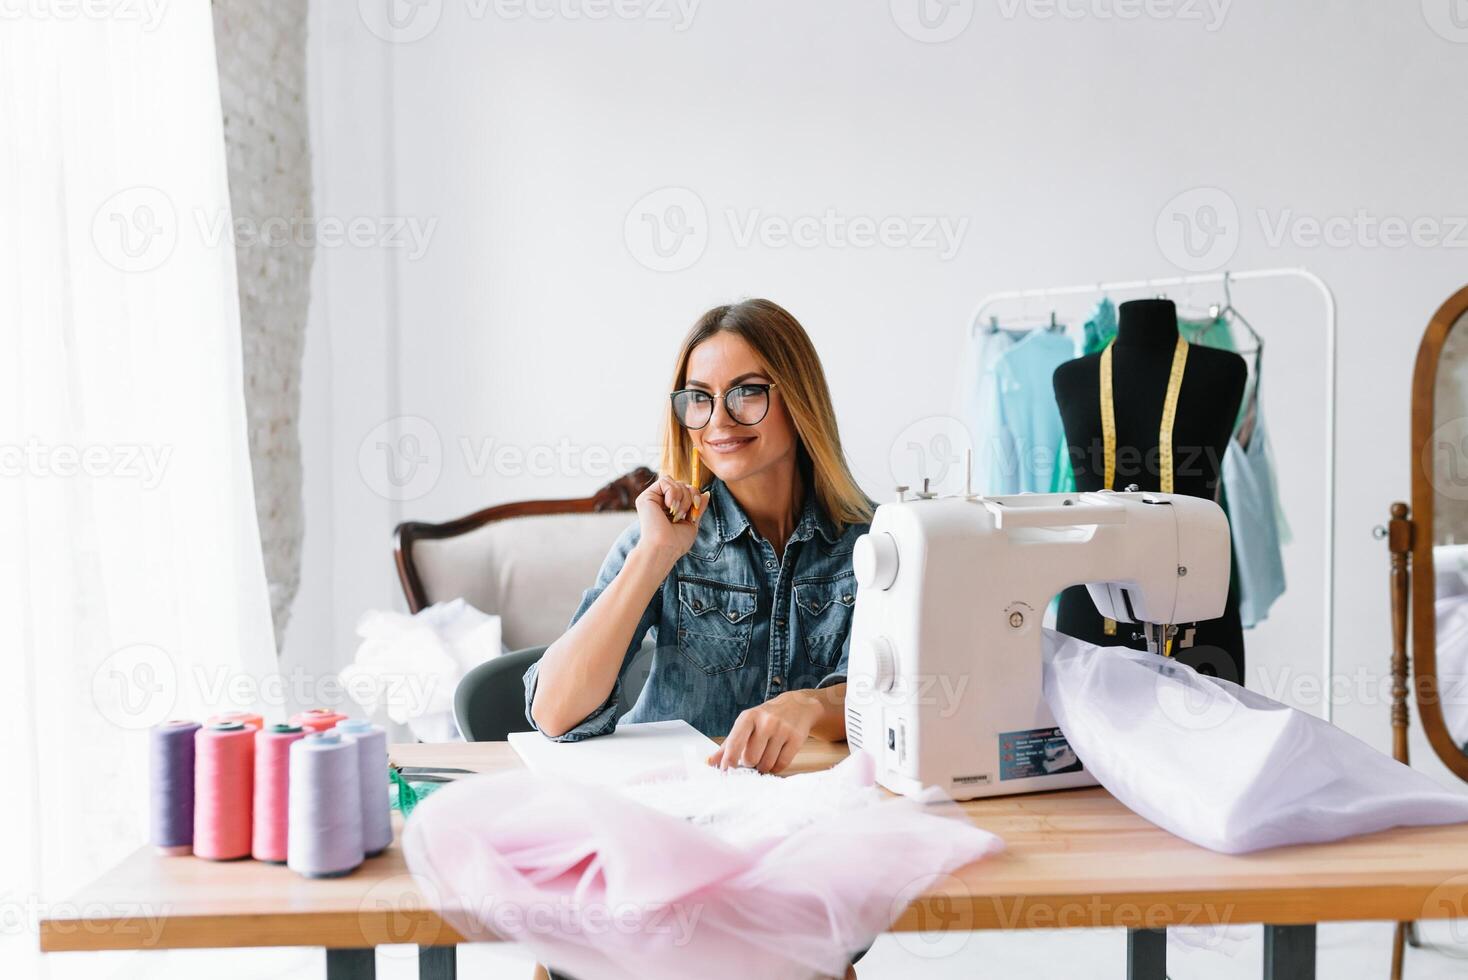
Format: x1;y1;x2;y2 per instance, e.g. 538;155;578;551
846;488;1231;800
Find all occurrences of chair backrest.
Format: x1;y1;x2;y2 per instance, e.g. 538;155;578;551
455;646;548;741
395;468;654;650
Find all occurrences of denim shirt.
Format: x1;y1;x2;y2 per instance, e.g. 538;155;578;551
523;478;870;741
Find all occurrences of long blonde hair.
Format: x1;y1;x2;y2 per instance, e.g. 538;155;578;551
660;299;872;531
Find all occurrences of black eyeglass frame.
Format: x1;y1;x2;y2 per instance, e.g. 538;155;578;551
669;382;779;430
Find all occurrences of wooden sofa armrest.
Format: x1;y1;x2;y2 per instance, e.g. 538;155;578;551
393;466;656;613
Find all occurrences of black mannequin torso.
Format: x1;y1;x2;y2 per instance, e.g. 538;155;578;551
1053;299;1246;497
1051;299;1249;681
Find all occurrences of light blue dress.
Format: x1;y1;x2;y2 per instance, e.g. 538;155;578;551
958;325;1016;495
1223;416;1287;628
985;328;1077;495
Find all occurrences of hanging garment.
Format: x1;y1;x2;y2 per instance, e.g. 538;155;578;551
402;752;1003;980
986;327;1077;494
1184;311;1289;627
1042;629;1468;854
956;325;1017;496
1051;298;1117;492
1222;416;1287;629
1082;297;1117;354
1179;312;1252;435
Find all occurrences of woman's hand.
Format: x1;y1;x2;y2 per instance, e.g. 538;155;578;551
633;473;709;566
707;691;823;774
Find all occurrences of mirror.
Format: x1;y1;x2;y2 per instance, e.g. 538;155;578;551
1409;284;1468;780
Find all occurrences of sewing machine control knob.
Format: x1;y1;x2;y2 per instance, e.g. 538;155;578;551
853;532;899;590
1005;601;1036;632
868;635;897;693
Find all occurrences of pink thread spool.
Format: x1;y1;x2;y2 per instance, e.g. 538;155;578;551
208;711;264;731
252;723;306;863
193;722;255;861
290;708;348;733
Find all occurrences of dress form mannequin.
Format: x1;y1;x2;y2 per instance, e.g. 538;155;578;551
1052;298;1249;681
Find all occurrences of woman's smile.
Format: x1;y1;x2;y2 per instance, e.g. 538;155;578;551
702;434;757;454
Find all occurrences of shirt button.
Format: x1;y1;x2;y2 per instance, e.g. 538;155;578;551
726;610;738;621
772;675;784;687
775;617;786;628
765;559;777;570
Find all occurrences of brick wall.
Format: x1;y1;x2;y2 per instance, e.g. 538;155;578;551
212;0;314;647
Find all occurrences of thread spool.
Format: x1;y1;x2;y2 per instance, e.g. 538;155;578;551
287;731;364;878
208;711;264;731
193;722;255;860
336;719;393;856
252;723;306;863
290;708;348;732
150;720;201;855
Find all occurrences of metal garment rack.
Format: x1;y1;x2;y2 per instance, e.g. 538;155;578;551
969;267;1339;723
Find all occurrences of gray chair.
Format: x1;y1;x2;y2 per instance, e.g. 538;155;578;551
454;643;654;742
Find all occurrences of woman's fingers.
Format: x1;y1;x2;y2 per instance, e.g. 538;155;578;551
754;733;786;773
771;737;802;775
739;720;772;769
655;475;696;521
718;713;754;769
709;714;799;773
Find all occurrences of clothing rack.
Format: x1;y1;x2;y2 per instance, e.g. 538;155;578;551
968;268;1339;724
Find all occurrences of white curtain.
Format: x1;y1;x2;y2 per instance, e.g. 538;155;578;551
0;8;276;976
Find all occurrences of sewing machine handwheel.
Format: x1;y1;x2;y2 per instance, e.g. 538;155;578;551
868;635;897;693
854;532;899;590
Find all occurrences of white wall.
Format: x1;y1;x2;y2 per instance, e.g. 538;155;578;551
291;0;1468;779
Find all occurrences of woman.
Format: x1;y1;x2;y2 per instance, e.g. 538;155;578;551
525;298;873;774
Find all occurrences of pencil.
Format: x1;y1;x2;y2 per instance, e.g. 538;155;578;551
691;449;701;516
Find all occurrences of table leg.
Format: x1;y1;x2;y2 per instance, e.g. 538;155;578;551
1126;928;1166;980
325;948;376;980
419;945;457;980
1263;924;1315;980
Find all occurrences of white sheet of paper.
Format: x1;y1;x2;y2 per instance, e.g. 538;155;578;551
508;720;718;785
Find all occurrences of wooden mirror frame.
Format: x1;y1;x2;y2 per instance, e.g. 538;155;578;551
1408;283;1468;782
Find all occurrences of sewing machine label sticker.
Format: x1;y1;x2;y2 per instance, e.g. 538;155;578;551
999;726;1084;780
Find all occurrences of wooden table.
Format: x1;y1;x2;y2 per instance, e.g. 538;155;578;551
39;739;1468;979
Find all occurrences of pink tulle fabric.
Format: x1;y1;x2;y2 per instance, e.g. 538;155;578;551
402;753;1003;979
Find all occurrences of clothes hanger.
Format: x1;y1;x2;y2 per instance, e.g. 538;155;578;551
1215;272;1265;449
1216;272;1264;354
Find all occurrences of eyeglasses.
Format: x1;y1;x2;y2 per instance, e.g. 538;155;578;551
669;383;777;430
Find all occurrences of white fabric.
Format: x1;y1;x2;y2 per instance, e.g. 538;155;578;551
0;9;277;974
1435;593;1468;750
413;511;634;650
1436;543;1468;599
620;750;890;849
1042;629;1468;854
340;599;504;742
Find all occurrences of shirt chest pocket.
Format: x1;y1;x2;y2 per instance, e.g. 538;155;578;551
794;578;856;669
676;580;757;675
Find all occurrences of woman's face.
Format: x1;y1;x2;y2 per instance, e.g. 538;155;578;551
682;331;798;486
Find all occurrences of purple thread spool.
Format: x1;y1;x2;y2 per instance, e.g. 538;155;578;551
336;719;393;857
287;731;364;878
150;720;201;855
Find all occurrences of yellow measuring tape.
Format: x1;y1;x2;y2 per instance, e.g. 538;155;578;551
1099;335;1190;651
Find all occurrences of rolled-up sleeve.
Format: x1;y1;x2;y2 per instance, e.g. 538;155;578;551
523;520;661;742
816;627;851;690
